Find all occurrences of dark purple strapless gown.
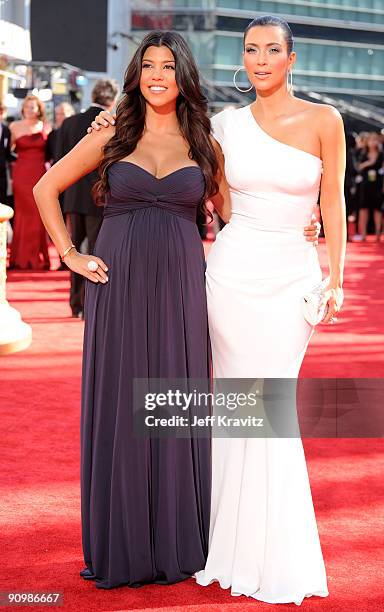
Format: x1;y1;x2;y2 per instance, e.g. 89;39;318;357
80;162;211;589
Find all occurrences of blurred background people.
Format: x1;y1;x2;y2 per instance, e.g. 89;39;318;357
353;132;383;241
8;95;51;270
46;102;75;165
0;102;14;207
344;133;358;234
56;79;119;317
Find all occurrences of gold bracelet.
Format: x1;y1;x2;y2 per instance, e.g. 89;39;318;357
60;244;76;261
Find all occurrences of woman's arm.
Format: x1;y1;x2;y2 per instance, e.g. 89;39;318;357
9;121;18;149
358;151;378;171
210;137;231;223
318;105;347;323
33;125;115;282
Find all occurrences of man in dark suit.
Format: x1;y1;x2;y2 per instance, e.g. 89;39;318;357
56;79;118;317
0;102;15;207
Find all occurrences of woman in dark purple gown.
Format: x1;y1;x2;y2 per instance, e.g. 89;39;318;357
80;164;211;589
33;31;218;589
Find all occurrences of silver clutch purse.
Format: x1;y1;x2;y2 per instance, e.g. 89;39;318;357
302;276;329;326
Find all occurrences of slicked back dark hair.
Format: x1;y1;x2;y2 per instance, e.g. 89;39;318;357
243;15;294;54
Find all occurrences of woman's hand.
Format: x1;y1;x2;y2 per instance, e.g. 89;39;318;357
304;213;321;245
63;249;109;284
87;110;116;133
321;284;344;325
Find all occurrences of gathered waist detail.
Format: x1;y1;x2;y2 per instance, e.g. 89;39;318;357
103;195;197;223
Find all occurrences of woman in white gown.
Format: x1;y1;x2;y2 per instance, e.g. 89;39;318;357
195;16;345;605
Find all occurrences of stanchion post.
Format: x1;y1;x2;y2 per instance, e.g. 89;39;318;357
0;204;32;355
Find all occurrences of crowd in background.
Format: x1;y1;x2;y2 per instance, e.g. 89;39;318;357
346;130;384;241
0;79;119;318
0;91;383;282
0;95;74;271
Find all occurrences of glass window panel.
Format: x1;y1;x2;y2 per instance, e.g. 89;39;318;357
214;1;384;24
213;68;234;83
341;47;357;74
371;50;383;75
309;6;326;18
296;42;322;73
354;48;370;74
294;3;308;16
217;0;235;8
184;32;214;71
258;1;274;12
215;36;242;65
176;0;216;6
242;1;257;9
323;44;339;73
358;0;373;7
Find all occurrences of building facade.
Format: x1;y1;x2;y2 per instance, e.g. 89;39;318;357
130;0;384;126
0;0;31;103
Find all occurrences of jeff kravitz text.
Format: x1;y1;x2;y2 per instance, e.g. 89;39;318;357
145;415;264;427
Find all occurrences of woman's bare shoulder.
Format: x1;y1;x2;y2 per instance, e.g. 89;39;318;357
9;119;24;131
299;100;343;125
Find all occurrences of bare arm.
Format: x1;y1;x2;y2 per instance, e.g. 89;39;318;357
9;122;18;149
210;137;231;223
358;151;378;171
33;125;116;282
318;105;346;323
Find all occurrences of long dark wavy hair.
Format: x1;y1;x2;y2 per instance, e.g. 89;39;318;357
93;31;218;217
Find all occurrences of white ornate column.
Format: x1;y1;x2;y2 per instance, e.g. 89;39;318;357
0;204;32;355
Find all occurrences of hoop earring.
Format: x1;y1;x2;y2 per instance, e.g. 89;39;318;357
287;70;293;92
233;67;253;93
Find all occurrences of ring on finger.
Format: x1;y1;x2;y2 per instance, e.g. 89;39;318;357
87;260;99;272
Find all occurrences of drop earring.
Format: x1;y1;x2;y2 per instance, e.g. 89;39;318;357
287;69;293;92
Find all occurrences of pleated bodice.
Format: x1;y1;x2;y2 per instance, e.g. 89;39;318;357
104;161;205;222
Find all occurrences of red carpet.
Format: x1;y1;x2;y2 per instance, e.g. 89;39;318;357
1;240;383;611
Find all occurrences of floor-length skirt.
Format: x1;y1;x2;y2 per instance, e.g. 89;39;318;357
80;206;211;588
195;219;329;605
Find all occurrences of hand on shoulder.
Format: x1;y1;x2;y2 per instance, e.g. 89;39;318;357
87;110;116;133
86;122;116;146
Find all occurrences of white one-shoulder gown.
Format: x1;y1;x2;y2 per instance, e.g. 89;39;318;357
195;105;329;605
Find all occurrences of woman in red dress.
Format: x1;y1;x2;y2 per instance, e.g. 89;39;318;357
9;95;51;269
